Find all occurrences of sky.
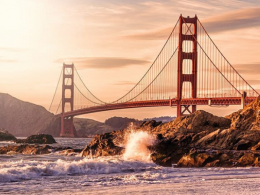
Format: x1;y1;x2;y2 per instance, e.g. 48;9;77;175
0;0;260;121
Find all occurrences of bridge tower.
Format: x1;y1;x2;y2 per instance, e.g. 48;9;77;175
177;15;198;117
60;63;75;137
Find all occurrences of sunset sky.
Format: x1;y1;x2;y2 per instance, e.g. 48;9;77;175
0;0;260;121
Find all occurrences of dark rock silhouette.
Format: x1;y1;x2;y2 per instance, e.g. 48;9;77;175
0;130;17;141
16;134;56;144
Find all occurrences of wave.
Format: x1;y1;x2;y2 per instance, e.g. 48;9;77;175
123;131;155;162
0;156;157;182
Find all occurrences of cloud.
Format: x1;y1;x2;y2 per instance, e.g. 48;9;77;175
124;27;173;40
124;7;260;40
202;7;260;33
233;63;260;75
55;57;150;69
114;81;136;85
232;63;260;89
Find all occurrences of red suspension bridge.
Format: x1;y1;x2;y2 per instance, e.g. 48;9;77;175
49;15;259;137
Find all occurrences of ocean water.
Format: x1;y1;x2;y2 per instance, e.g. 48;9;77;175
1;136;260;195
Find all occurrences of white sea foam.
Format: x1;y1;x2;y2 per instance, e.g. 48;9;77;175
123;131;156;162
0;156;156;182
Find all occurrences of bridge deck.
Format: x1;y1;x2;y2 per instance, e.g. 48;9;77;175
58;97;257;117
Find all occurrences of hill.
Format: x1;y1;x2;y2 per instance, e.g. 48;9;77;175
74;118;113;137
0;93;60;136
143;116;176;123
104;116;141;130
0;93;141;137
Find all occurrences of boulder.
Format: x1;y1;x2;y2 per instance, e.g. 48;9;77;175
251;142;260;150
150;138;189;166
59;149;81;156
226;96;260;131
16;134;56;144
237;153;257;166
152;110;231;138
81;132;124;157
0;144;52;155
0;130;17;141
177;150;213;167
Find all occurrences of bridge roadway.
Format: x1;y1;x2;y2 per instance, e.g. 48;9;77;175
58;97;257;117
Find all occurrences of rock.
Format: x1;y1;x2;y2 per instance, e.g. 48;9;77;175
59;149;81;156
177;150;213;167
176;150;259;168
140;120;162;129
81;96;260;168
150;138;189;166
233;140;252;150
0;144;52;155
226;96;260;131
205;159;220;167
237;153;256;166
81;132;124;157
0;130;17;141
251;142;260;150
16;134;56;144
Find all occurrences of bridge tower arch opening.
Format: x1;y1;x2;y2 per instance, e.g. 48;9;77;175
177;15;198;117
60;63;75;137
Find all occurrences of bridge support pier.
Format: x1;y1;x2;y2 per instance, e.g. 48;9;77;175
177;15;198;117
60;116;74;137
60;63;75;137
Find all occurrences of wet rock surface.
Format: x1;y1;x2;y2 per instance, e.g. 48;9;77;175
82;96;260;167
16;134;56;144
0;144;52;155
0;144;83;155
81;131;125;157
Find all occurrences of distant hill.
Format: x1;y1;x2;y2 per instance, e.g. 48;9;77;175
74;118;113;137
0;93;61;137
0;93;175;137
143;116;176;123
104;116;141;131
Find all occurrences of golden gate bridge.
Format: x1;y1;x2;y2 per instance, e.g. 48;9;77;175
49;15;259;137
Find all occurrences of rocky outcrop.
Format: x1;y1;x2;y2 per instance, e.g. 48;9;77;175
0;144;52;155
0;144;84;155
16;134;56;144
0;130;17;141
82;96;260;167
177;149;260;167
151;110;231;137
81;131;125;157
80;120;163;158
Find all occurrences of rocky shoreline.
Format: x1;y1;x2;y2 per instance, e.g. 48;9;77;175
81;96;260;167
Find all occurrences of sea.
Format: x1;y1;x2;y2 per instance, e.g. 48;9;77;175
1;133;260;195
